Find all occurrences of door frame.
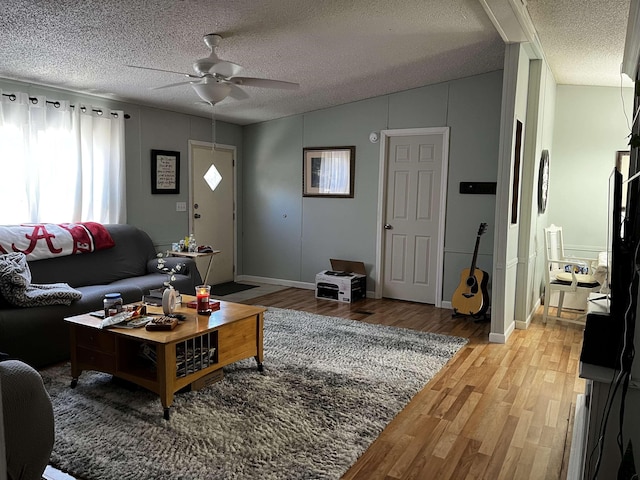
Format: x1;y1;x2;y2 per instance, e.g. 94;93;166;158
188;140;238;281
375;127;450;307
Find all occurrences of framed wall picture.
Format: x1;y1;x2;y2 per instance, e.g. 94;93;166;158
303;146;355;198
151;150;180;194
538;149;550;213
511;121;523;223
616;150;630;214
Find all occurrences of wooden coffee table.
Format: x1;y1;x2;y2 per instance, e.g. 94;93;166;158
64;296;265;419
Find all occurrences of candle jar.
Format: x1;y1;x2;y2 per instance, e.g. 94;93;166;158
103;293;123;317
195;285;211;315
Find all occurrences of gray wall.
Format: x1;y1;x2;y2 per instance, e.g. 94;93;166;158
550;85;633;257
489;44;531;340
240;70;503;301
443;71;502;302
124;106;242;250
242;116;305;280
525;60;556;322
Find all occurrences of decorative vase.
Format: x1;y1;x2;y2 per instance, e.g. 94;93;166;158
162;287;176;315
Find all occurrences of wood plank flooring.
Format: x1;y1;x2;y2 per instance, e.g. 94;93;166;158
243;288;585;480
45;288;585;480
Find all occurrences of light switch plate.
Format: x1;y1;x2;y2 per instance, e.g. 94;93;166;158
176;202;187;212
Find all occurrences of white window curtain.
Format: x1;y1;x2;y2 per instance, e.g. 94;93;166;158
318;150;350;194
0;91;126;224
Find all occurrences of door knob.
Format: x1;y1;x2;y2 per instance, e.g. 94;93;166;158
194;213;201;219
384;224;393;230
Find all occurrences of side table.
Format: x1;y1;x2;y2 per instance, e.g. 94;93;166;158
169;250;221;285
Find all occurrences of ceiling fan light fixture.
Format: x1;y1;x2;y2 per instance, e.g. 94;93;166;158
191;82;232;104
129;32;298;104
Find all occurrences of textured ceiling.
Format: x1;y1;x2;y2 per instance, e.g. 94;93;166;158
526;0;632;87
0;0;632;125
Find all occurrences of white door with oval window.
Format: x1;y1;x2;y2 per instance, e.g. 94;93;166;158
190;141;235;286
382;131;447;304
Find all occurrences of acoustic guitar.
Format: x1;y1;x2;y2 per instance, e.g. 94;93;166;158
452;222;490;318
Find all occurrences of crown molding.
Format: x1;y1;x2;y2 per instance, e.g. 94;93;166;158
478;0;543;59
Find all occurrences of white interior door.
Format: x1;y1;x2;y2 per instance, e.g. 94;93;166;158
191;142;235;286
382;133;445;303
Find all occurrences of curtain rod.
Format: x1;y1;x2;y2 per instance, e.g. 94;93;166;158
1;93;130;119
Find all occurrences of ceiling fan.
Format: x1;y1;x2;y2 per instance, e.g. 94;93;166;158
128;33;299;104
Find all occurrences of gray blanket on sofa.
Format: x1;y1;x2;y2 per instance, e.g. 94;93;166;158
0;253;82;307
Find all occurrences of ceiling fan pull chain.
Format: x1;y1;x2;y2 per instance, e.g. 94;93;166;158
211;103;217;151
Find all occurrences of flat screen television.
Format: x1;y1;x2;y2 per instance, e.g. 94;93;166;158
582;165;635;371
608;168;623;315
609;160;637;373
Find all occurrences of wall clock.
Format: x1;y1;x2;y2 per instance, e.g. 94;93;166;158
538;149;549;213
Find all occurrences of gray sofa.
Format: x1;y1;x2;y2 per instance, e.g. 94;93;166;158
0;224;202;368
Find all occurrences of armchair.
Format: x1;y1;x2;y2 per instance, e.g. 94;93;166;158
0;359;54;480
543;224;601;324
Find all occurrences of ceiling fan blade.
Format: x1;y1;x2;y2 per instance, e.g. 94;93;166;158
210;61;244;78
229;77;299;90
150;80;196;90
228;84;250;100
126;65;199;78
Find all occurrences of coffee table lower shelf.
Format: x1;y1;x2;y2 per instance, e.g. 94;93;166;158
65;298;265;419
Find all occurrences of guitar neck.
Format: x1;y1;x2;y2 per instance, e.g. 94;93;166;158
469;235;481;276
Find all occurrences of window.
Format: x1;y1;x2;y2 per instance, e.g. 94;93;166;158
0;92;126;224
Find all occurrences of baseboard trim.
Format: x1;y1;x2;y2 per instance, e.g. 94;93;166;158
489;320;514;344
489;332;507;343
514;319;527;330
237;275;376;298
237;275;314;290
515;298;542;330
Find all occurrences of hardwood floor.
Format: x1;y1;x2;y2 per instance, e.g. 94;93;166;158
244;288;585;480
46;287;585;480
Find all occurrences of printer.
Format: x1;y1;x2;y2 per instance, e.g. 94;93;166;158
315;259;366;303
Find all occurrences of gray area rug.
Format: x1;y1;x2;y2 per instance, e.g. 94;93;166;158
42;308;467;480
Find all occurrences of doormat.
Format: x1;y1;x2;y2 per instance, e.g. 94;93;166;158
210;281;258;296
